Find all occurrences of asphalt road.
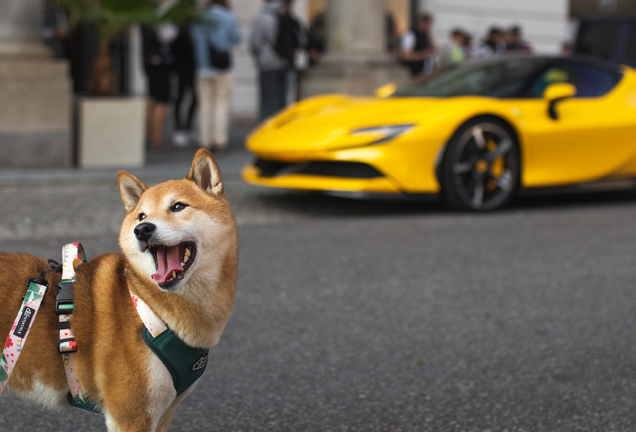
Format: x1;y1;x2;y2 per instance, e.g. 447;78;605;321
1;154;636;431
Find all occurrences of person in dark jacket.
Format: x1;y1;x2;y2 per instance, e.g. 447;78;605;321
506;25;533;54
141;24;178;148
400;13;436;78
473;26;506;58
171;23;197;147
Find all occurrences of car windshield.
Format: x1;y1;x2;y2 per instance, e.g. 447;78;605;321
392;57;548;98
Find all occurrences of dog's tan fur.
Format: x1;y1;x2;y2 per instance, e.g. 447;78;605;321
0;149;237;431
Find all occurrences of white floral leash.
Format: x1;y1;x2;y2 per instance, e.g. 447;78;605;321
0;278;49;396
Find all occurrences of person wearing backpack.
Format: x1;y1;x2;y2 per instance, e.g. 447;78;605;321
191;0;242;152
250;0;302;121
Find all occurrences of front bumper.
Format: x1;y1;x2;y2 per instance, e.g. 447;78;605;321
242;159;403;194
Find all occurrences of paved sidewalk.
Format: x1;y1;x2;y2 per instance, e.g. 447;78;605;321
0;125;254;186
0;126;257;242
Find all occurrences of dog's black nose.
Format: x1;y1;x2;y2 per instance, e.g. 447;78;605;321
134;222;156;242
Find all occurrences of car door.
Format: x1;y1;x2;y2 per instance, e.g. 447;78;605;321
515;59;635;187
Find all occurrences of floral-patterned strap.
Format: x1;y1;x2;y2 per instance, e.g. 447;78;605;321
129;291;167;337
58;243;98;412
0;280;49;396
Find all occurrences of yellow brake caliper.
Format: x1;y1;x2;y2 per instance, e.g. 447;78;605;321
487;138;503;191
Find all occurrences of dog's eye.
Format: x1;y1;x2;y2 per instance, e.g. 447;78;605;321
171;202;188;212
138;213;147;221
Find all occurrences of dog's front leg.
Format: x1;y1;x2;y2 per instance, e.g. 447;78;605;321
155;388;194;432
104;411;151;432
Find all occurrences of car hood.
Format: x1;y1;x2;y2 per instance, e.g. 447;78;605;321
248;95;452;153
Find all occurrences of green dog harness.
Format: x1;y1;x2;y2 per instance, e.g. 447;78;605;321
142;327;209;396
129;292;209;397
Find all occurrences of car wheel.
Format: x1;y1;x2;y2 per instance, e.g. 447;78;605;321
441;118;520;211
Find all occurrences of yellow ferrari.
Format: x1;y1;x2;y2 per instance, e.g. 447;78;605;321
242;55;636;210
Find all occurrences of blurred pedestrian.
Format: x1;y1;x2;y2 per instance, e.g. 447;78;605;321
171;22;197;148
400;13;436;78
250;0;298;120
142;23;178;148
462;32;473;60
277;0;309;104
191;0;242;152
473;26;506;58
42;0;69;59
386;11;398;53
308;10;325;65
506;25;533;54
438;28;466;69
561;42;572;56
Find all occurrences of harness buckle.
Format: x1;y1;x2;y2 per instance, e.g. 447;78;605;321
58;338;77;354
26;277;47;287
56;281;75;315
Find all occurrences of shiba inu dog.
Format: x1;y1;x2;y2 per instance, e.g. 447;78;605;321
0;149;238;431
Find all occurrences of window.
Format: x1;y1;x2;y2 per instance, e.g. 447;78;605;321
392;57;546;98
525;61;622;98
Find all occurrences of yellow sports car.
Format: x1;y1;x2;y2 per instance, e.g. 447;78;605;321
242;55;636;210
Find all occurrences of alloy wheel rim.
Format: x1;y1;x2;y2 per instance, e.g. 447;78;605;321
451;123;517;210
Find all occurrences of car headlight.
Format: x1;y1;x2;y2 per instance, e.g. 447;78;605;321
350;124;415;144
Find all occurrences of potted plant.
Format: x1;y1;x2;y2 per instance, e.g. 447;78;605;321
59;0;199;168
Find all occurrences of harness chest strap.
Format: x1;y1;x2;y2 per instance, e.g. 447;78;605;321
0;279;49;396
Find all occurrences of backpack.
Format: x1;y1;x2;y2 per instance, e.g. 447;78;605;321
274;13;300;61
205;14;231;70
208;42;231;70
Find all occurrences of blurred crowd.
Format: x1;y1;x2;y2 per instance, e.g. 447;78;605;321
42;0;543;151
395;13;534;79
143;0;320;150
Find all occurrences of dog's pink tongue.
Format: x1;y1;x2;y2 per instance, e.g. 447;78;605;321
151;245;184;284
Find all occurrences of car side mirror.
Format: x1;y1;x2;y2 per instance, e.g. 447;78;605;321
375;83;397;99
543;83;576;120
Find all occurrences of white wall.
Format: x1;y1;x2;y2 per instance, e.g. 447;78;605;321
421;0;570;54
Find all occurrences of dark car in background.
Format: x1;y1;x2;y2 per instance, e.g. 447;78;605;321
574;15;636;68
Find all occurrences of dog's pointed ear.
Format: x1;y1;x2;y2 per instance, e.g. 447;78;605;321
118;171;149;212
186;149;224;196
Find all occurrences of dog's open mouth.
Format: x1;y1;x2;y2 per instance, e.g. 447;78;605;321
147;242;197;288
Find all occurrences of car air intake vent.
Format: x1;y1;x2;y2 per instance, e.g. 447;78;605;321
254;159;384;179
254;159;292;177
297;162;384;178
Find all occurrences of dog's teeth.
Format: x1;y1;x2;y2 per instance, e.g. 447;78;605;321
181;262;185;266
185;248;191;257
183;255;189;263
172;271;176;279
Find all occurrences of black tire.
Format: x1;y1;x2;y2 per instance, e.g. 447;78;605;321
441;117;520;211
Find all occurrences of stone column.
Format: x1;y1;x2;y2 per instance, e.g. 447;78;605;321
0;0;72;168
300;0;408;98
